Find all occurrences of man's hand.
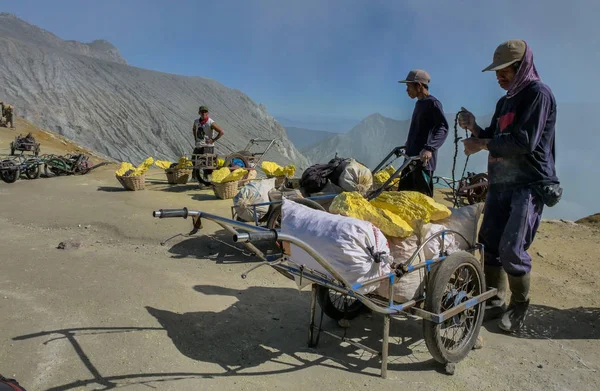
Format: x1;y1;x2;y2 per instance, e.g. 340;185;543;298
462;137;489;156
458;107;477;132
206;138;214;144
420;149;433;165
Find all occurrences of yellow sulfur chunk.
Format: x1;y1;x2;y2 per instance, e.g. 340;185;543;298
217;158;225;168
154;160;172;170
373;165;400;187
212;167;248;183
262;161;295;177
329;192;413;238
176;156;193;169
115;162;134;176
131;157;154;176
371;191;451;226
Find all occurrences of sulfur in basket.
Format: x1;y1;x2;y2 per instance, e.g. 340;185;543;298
212;169;258;199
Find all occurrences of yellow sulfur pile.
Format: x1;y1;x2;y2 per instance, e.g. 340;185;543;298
261;161;296;177
370;191;451;226
115;157;154;177
211;167;248;183
154;156;194;170
154;160;172;170
330;192;413;238
373;166;400;187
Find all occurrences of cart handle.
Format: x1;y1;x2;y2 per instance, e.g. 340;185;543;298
233;230;278;243
153;208;194;219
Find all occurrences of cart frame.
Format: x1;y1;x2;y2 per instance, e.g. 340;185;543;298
153;207;496;378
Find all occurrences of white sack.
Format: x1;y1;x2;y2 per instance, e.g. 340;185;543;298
280;198;392;293
377;223;461;302
337;159;373;195
233;178;276;222
437;203;485;249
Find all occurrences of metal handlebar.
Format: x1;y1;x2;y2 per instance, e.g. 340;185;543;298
153;208;200;219
234;230;278;243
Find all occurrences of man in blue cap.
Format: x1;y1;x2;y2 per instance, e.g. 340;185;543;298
397;70;449;197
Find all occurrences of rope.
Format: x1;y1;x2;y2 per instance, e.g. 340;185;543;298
451;111;471;208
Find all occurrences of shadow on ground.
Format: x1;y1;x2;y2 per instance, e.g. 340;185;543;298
166;229;259;264
485;304;600;340
14;284;443;390
96;186;129;192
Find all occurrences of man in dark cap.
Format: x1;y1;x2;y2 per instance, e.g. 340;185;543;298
458;40;561;333
397;69;449;197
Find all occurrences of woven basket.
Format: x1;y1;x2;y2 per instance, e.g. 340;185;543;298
165;168;192;184
116;174;146;191
212;180;239;199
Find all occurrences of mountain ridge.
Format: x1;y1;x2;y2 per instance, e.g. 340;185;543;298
0;14;309;168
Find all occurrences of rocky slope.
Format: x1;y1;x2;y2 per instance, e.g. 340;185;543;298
0;13;309;168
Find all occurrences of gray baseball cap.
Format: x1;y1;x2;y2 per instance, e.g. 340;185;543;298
398;69;431;85
482;39;526;72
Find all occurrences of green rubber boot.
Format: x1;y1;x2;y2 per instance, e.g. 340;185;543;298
484;265;508;321
499;273;531;333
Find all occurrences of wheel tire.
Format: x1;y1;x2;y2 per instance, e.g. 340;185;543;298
466;174;489;205
422;251;486;365
224;153;250;168
1;165;20;183
316;285;364;321
25;164;41;179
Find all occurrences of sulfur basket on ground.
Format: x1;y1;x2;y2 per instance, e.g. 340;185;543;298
165;168;192;184
116;174;146;191
211;169;258;200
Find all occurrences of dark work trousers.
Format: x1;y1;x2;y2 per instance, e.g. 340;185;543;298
397;164;434;197
479;187;544;276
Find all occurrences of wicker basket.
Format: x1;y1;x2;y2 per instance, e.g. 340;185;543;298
116;174;146;191
165;168;192;184
212;180;240;199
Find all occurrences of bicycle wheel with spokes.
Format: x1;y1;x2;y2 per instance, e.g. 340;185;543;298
422;251;485;365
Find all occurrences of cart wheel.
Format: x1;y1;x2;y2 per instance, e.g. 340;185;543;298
422;251;485;366
266;197;325;230
466;174;488;205
1;164;20;183
316;285;364;321
25;164;41;179
224;153;250;168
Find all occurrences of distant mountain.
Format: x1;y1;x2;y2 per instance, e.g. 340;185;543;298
0;13;309;168
275;116;358;134
303;112;490;177
283;126;337;151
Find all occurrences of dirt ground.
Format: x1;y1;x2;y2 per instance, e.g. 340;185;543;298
1;120;599;391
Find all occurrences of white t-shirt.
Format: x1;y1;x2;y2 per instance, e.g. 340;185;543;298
194;118;217;147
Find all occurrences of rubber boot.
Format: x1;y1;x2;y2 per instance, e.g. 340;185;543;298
499;273;531;333
483;265;508;321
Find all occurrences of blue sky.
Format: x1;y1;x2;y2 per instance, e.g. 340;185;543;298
1;0;598;130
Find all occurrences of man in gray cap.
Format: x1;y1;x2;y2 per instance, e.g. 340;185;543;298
397;69;449;197
458;40;561;333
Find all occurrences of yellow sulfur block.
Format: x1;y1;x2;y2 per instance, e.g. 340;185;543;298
329;192;413;238
370;191;451;226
